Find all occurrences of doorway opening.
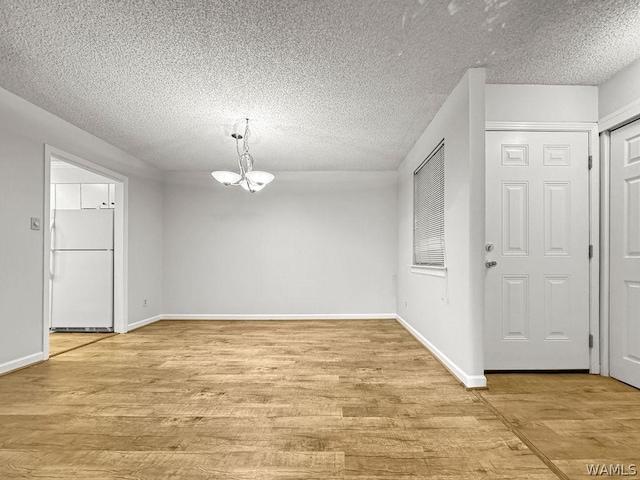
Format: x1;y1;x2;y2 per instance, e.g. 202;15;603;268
42;146;128;359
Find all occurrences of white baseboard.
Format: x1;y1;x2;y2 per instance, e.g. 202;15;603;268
126;313;397;331
0;351;44;376
395;314;487;389
127;314;163;331
162;313;396;321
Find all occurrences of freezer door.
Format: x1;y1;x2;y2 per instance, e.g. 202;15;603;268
51;251;113;329
53;209;113;250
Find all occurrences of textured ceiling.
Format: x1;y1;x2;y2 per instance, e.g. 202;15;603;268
1;0;639;172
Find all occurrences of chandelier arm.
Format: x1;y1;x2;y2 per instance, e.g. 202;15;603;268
243;118;250;153
235;137;246;176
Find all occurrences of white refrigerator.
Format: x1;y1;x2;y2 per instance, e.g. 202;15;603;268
50;209;114;331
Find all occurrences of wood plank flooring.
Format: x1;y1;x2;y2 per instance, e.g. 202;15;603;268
480;373;640;480
49;332;117;357
0;320;583;479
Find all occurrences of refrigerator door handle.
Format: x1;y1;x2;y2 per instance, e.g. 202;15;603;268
50;221;56;278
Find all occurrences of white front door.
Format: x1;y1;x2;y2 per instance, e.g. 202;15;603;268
610;119;640;389
485;131;590;370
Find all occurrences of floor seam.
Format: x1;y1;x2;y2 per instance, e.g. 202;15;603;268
49;333;118;358
472;390;570;480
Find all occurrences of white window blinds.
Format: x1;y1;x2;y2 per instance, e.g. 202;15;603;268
414;142;445;266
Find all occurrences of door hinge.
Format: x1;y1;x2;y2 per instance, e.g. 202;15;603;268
589;245;593;258
589;334;594;348
588;155;593;170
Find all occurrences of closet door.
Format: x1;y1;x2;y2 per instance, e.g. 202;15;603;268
610;119;640;389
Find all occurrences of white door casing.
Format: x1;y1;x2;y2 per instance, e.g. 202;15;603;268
610;119;640;389
485;131;590;370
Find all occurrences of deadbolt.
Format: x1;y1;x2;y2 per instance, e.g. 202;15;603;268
485;243;494;252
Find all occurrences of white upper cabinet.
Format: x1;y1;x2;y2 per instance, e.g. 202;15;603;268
54;184;81;210
81;184;109;209
53;183;114;210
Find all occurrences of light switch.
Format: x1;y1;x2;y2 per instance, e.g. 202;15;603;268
30;217;41;230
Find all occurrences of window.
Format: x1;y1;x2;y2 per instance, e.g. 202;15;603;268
414;141;445;267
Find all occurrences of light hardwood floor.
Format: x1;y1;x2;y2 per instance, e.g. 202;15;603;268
49;332;117;357
0;320;632;479
480;373;640;480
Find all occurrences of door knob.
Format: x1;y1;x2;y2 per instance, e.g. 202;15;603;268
485;260;497;268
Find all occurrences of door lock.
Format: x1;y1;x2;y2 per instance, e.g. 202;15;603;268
485;243;494;252
485;260;497;268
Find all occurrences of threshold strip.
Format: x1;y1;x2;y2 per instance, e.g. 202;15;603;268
49;333;118;358
472;390;570;480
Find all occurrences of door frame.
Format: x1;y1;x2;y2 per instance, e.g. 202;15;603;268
485;122;600;373
42;145;129;359
599;111;640;377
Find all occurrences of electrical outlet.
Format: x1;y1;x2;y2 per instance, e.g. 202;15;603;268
404;300;408;308
143;299;147;307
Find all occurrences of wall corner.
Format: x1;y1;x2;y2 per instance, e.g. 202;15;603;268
467;67;487;378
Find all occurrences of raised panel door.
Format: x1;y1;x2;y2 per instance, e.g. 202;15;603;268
485;131;590;370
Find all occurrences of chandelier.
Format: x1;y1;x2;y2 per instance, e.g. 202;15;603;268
211;119;274;193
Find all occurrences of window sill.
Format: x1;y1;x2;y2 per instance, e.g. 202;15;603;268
408;265;447;277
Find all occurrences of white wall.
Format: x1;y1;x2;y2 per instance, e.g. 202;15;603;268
0;129;46;371
486;85;598;123
163;171;397;317
396;69;486;387
129;176;164;322
599;57;640;121
0;86;163;373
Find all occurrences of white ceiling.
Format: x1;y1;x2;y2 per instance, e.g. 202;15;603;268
1;0;639;172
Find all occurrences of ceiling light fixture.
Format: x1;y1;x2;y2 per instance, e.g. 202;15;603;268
211;118;274;193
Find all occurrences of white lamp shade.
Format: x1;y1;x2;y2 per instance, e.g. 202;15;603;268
239;178;266;193
245;171;275;185
211;171;242;185
248;182;266;192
